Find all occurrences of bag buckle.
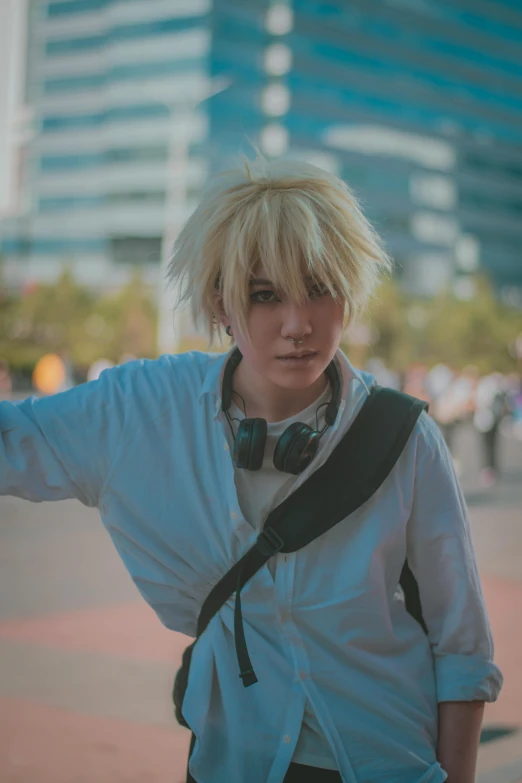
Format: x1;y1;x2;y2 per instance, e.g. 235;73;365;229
256;528;285;558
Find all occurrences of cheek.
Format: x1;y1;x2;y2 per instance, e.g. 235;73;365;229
230;310;271;360
317;300;345;333
240;306;278;343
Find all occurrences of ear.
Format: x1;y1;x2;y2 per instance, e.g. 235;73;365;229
212;291;228;328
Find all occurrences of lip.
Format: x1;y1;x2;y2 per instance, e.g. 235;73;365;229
277;348;317;359
277;352;318;365
277;351;317;359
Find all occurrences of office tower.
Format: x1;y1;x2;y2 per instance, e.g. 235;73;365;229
2;0;521;306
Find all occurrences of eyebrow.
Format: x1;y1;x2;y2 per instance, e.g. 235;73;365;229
248;275;315;286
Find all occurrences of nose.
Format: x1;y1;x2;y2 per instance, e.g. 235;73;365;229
280;299;313;341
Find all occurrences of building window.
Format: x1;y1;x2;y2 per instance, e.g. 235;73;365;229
48;0;106;17
410;212;459;245
260;83;291;117
46;16;206;55
264;43;292;76
260;124;289;156
110;236;161;265
410;175;456;209
265;5;294;35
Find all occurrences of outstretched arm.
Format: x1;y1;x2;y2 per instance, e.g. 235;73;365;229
0;363;131;506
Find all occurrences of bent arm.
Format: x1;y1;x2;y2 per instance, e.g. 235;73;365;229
406;413;503;703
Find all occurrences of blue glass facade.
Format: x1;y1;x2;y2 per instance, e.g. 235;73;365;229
46;15;207;54
41;103;170;132
280;0;522;292
47;0;107;15
1;0;210;276
40;146;168;171
207;2;267;168
43;58;206;93
3;0;521;296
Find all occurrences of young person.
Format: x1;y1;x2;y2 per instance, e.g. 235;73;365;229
0;158;502;783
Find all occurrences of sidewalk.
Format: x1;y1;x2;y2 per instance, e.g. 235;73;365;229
468;429;522;783
477;567;522;783
0;426;521;782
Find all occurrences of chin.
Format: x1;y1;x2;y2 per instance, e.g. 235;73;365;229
273;365;324;388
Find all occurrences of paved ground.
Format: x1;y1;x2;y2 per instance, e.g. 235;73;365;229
0;421;521;783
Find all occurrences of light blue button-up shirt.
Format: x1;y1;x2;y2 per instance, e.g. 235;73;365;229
0;348;503;783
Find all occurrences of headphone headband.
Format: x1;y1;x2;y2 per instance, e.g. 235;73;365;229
221;347;244;411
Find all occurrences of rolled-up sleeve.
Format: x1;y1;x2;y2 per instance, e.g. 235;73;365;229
406;411;503;703
0;364;133;507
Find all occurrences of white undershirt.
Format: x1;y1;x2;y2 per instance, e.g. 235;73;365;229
224;382;339;771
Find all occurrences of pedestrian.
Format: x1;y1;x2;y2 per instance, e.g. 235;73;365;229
507;372;522;440
0;359;12;400
473;372;508;487
430;367;478;478
0;157;502;783
429;370;460;454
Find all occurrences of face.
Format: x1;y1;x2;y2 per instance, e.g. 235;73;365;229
216;267;345;395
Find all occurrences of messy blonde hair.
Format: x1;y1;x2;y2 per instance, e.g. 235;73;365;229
167;156;393;347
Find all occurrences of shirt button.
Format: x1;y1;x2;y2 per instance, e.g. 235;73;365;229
283;735;292;744
224;441;229;452
299;671;307;680
230;511;238;520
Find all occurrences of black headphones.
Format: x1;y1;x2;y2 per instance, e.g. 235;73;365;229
221;347;343;475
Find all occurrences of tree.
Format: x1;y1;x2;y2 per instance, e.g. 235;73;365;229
0;268;158;374
92;270;157;363
423;275;519;373
0;267;94;371
344;274;521;373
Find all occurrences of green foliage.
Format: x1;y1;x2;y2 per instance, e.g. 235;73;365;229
1;268;520;376
347;274;521;373
88;271;158;364
420;276;518;373
0;268;158;373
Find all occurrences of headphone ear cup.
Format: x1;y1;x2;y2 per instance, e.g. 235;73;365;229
234;417;267;471
273;422;320;474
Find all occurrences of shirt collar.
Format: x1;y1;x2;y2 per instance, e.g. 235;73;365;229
199;345;374;420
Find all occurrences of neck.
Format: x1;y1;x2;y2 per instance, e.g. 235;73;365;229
232;360;329;423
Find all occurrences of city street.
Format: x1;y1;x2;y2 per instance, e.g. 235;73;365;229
0;422;521;783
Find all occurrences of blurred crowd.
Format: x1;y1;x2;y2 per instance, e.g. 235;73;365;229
368;357;522;487
0;353;135;400
1;353;521;489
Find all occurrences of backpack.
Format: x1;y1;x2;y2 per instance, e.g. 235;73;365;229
173;385;429;728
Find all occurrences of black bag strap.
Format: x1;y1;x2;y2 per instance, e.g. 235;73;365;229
197;385;428;687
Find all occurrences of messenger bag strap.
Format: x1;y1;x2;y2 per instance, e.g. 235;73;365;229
197;386;428;687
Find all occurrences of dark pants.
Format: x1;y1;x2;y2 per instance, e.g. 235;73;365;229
481;426;500;472
283;762;342;781
185;733;343;782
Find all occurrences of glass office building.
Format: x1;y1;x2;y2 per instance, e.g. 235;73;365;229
2;0;522;302
210;0;522;300
1;0;213;288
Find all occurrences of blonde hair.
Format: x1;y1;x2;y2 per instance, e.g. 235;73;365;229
167;156;393;347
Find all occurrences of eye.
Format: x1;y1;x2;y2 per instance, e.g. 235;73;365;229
250;289;280;303
309;283;330;299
